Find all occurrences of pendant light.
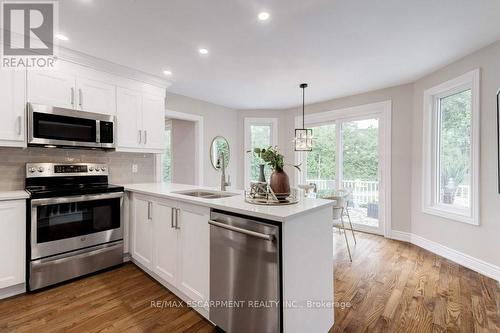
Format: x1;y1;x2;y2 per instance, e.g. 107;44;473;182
294;83;313;151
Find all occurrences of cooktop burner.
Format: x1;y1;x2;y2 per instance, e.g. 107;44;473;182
25;163;124;199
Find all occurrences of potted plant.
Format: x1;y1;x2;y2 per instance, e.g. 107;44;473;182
249;146;301;199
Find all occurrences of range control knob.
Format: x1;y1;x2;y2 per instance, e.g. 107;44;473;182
89;167;94;171
29;167;36;173
101;167;106;172
37;167;44;173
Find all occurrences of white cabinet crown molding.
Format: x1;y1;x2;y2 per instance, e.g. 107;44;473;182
58;46;171;90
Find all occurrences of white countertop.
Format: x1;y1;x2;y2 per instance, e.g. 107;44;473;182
123;183;334;222
0;190;29;201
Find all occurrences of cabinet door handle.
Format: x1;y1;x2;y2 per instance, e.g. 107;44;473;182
147;202;152;220
144;130;147;145
138;130;142;144
70;87;75;107
175;208;180;229
78;88;83;108
16;116;22;135
171;207;175;228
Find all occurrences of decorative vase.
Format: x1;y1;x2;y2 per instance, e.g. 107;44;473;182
258;164;266;183
270;168;291;200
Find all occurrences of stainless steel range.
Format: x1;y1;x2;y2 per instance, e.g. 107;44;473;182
25;163;124;291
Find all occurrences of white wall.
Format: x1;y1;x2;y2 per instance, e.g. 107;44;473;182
171;119;196;185
411;41;500;267
166;92;239;189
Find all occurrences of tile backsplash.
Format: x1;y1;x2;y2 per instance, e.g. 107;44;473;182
0;147;156;190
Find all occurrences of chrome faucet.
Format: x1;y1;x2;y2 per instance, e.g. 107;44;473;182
217;151;231;191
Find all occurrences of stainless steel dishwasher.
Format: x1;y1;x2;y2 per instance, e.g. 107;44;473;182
209;210;281;333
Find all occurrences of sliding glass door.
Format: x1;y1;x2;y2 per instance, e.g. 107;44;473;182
301;111;387;235
341;118;380;231
305;123;336;194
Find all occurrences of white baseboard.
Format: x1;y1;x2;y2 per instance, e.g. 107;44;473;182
388;230;500;282
389;230;411;242
0;283;25;300
410;234;500;283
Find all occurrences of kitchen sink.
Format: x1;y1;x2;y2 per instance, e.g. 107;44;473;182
172;190;239;199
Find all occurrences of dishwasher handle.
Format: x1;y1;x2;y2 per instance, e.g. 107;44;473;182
208;219;274;241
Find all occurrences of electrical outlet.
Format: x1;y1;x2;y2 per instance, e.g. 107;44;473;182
132;164;138;173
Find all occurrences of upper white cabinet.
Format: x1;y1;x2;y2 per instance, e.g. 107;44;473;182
142;93;165;150
0;200;26;290
27;69;75;109
76;77;116;115
27;60;116;115
0;57;168;150
0;71;26;147
117;87;143;149
116;88;165;153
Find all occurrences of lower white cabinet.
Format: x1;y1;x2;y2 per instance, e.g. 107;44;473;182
131;196;153;269
0;200;26;290
131;194;210;312
176;202;210;309
152;199;177;285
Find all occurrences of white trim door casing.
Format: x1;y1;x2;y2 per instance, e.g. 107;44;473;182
244;117;279;188
155;110;204;186
294;101;392;237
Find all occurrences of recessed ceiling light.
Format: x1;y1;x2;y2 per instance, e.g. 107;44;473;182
55;33;69;41
258;12;270;21
163;70;172;76
198;48;209;55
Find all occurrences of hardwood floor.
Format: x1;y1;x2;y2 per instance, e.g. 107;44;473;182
0;232;498;332
0;264;216;333
331;231;499;332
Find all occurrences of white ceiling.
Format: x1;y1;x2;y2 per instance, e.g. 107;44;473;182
59;0;500;109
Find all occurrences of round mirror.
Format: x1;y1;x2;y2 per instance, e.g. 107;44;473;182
210;136;230;170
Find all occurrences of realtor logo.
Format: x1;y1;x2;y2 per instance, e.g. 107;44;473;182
1;1;58;69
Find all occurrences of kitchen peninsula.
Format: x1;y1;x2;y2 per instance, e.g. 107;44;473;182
124;182;335;333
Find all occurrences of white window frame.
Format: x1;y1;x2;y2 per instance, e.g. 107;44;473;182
422;69;480;225
244;117;278;187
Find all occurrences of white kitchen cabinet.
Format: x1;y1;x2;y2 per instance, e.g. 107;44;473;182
27;69;75;109
0;71;26;147
116;88;165;153
76;77;116;115
27;60;117;115
116;87;143;149
129;196;210;313
176;202;210;308
152;199;178;285
141;93;165;151
0;200;25;289
131;196;154;270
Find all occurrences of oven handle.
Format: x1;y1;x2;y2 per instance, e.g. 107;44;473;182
31;241;123;266
31;192;124;206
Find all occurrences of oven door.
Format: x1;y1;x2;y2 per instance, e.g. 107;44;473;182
30;192;123;260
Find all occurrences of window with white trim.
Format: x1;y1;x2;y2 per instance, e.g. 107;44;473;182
422;69;480;225
244;118;278;187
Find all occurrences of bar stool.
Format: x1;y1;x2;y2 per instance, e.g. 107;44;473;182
325;192;357;262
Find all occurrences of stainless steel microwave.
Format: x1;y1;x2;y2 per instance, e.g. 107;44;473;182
27;103;115;149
